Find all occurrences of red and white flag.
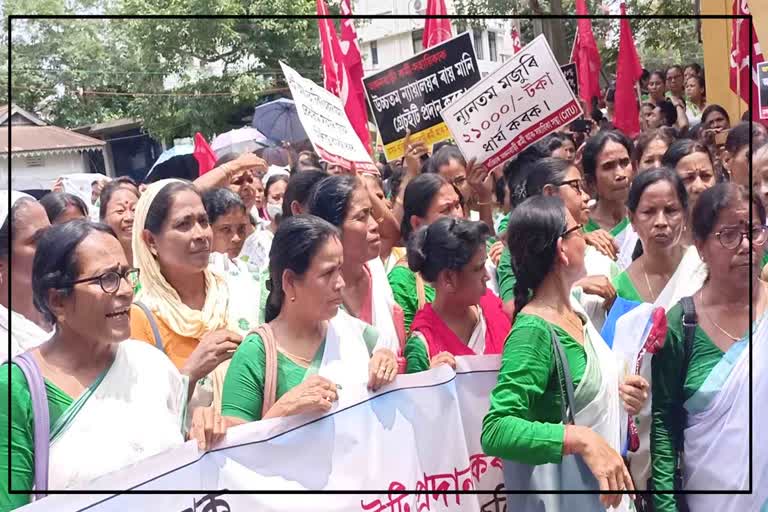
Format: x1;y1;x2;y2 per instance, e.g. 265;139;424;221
422;0;452;49
730;0;765;124
316;0;372;152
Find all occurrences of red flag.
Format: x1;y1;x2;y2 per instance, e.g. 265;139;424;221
510;27;522;54
316;0;372;153
422;0;452;49
613;3;643;138
573;0;603;105
730;0;765;125
339;0;372;151
193;132;217;175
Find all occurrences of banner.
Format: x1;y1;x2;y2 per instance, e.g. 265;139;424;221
363;32;481;162
760;61;768;120
20;357;507;512
560;63;579;98
280;62;377;174
441;35;583;170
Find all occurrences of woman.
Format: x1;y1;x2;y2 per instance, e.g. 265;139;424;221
39;192;88;224
723;121;768;187
684;75;706;124
307;175;405;356
582;130;639;269
647;70;667;105
388;173;464;332
0;192;51;361
282;169;328;219
665;66;686;102
756;144;768;279
651;183;767;511
683;63;702;82
129;179;258;410
99;180;139;265
239;173;289;271
221;215;398;423
481;196;648;511
0;221;215;510
404;217;510;373
662;138;717;215
498;157;621;325
699;104;731;146
202;188;250;261
634;128;676;172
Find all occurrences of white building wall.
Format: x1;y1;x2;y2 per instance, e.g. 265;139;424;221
3;152;91;190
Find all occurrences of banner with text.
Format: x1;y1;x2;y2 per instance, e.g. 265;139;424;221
441;35;582;170
759;61;768;120
20;357;508;512
363;32;481;162
281;62;378;174
560;63;579;98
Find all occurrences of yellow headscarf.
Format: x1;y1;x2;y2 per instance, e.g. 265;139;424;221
132;179;230;339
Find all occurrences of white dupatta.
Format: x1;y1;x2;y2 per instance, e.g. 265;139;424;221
614;223;640;271
48;340;187;490
366;257;401;353
681;312;767;511
612;246;707;489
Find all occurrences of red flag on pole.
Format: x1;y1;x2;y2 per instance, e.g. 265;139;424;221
422;0;452;49
613;3;643;138
316;0;372;153
730;0;765;125
193;132;217;175
339;0;372;152
573;0;603;106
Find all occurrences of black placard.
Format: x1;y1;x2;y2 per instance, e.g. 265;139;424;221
560;63;578;98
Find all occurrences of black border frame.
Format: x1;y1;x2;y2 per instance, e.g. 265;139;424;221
4;9;756;502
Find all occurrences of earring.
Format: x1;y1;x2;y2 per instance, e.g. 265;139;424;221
290;296;296;302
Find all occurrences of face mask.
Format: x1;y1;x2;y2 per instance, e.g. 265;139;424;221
267;201;283;221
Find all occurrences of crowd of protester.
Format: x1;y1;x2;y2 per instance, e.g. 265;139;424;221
1;59;767;512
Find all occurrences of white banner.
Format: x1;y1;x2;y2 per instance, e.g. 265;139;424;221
19;357;507;512
441;35;582;170
281;62;377;174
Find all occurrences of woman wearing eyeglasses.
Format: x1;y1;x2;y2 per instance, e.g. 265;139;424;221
0;220;219;510
651;183;768;511
482;196;646;511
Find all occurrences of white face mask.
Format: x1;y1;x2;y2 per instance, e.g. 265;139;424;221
266;201;283;221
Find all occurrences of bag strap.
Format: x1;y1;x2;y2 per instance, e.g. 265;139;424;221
677;296;697;453
549;326;577;425
13;352;49;500
134;301;164;352
256;324;279;419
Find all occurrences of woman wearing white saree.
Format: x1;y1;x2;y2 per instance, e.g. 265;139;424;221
0;191;52;361
608;169;707;495
482;196;648;511
651;184;768;512
221;215;398;424
0;221;191;510
307;175;405;356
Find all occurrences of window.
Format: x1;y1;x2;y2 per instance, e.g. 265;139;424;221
488;31;497;62
473;30;484;60
370;41;378;66
412;29;424;54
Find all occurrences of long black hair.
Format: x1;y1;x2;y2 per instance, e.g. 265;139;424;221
401;173;452;241
521;157;575;202
282;169;328;219
504;134;563;207
32;220;117;325
506;195;568;320
265;215;340;322
407;217;490;283
307;175;360;228
39;192;89;223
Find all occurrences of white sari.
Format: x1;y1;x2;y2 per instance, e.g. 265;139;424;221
0;306;51;362
577;247;623;332
614;223;640;271
611;246;707;489
366;257;402;354
682;312;767;511
48;340;187;490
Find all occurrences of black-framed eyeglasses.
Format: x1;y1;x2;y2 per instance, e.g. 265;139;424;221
562;224;584;239
559;179;586;196
66;267;140;294
715;225;768;250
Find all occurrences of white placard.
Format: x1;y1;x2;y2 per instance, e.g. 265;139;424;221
280;62;377;174
441;35;582;170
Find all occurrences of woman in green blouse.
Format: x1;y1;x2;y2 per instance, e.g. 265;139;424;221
221;215;397;425
482;195;648;510
387;173;463;332
651;184;768;511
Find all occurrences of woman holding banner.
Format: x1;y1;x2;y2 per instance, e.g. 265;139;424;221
307;175;405;360
481;195;647;511
403;217;510;373
220;215;397;424
651;184;767;511
582;130;639;270
388;173;464;332
0;220;219;510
